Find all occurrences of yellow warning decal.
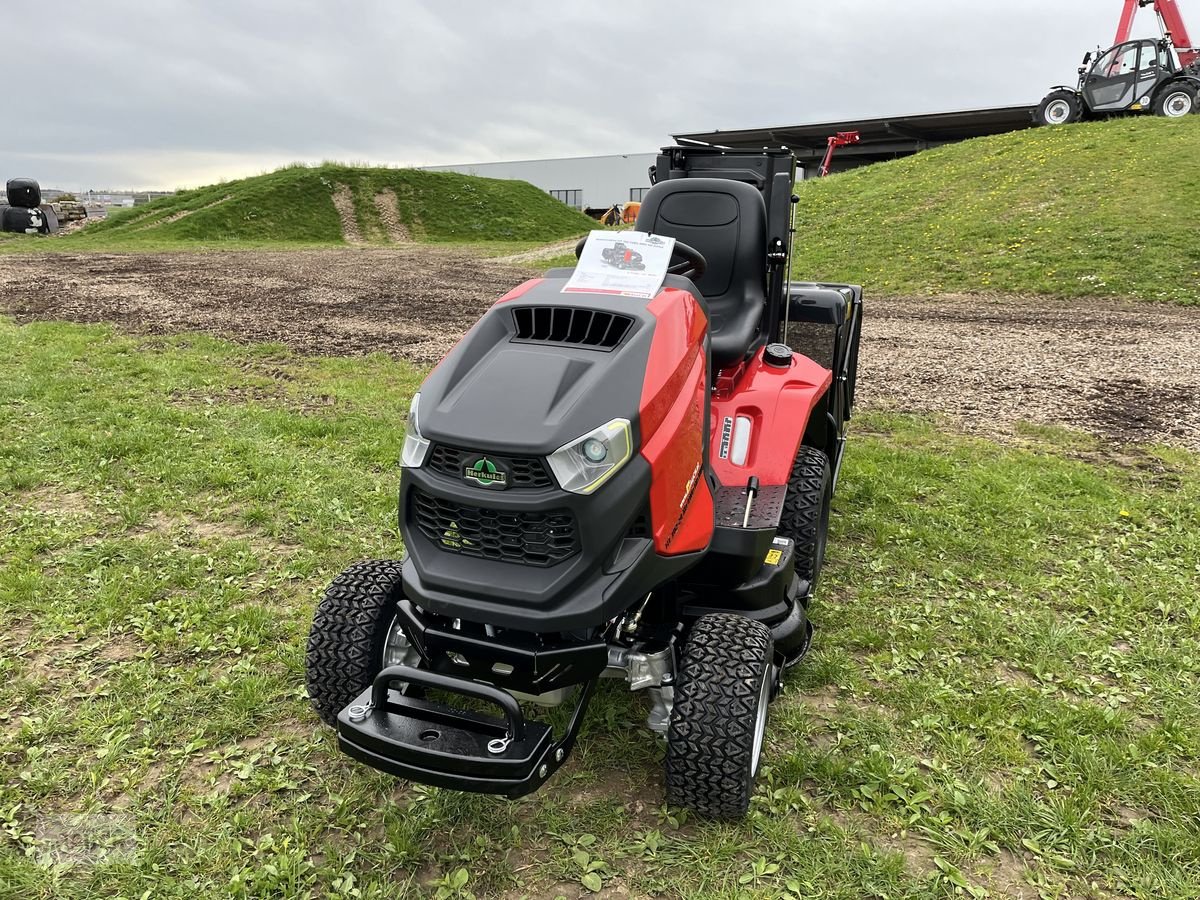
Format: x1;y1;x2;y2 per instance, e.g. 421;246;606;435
765;549;783;566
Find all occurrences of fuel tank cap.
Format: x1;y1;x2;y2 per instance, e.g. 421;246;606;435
764;343;794;368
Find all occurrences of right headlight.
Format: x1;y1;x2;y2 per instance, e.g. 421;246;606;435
547;418;632;495
400;393;431;468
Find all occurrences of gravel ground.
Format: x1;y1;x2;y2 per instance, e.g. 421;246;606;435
1;249;1197;451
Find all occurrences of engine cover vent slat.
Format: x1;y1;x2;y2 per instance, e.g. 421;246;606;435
511;306;632;350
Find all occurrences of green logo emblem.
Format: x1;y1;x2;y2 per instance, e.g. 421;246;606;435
464;457;508;488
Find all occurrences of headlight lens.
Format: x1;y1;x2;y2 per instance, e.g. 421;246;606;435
547;418;632;494
400;393;431;468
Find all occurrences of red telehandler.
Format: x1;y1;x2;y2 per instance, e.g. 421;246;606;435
1037;0;1200;124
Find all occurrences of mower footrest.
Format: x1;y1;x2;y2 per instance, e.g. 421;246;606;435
336;667;557;798
712;484;786;529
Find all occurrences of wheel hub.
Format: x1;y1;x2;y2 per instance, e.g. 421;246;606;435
1046;99;1071;124
382;615;421;668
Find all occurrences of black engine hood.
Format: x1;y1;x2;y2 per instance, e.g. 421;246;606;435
416;277;660;454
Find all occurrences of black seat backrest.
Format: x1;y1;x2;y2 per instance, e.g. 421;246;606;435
634;178;768;366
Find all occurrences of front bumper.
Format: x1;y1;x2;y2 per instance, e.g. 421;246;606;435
337;665;595;798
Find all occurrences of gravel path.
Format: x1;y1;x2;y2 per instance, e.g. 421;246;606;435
1;250;1197;451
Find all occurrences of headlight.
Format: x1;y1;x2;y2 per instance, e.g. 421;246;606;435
547;418;632;494
400;393;431;468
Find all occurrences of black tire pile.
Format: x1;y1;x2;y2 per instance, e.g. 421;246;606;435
2;178;53;234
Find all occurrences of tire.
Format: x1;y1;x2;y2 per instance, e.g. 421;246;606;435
779;445;831;590
305;559;410;726
1154;83;1196;118
5;178;41;209
1037;90;1082;126
665;614;775;819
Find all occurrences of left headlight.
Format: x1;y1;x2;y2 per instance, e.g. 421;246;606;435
400;393;431;468
547;418;632;494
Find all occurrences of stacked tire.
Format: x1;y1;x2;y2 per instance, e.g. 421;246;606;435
2;178;51;234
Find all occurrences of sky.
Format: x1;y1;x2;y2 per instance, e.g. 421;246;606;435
5;0;1149;191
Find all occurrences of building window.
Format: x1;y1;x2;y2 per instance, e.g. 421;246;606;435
629;187;651;202
550;189;582;209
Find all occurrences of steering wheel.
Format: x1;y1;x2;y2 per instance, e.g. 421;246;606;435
573;236;707;281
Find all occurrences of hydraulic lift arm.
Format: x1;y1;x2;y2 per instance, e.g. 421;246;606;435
1114;0;1198;66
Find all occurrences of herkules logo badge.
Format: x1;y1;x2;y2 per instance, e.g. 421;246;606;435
463;457;508;488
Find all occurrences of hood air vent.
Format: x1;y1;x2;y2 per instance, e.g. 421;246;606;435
511;306;633;350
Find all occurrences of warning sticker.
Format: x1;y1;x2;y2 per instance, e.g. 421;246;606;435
764;549;783;566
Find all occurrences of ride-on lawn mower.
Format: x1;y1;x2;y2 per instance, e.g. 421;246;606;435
601;241;646;270
306;145;863;818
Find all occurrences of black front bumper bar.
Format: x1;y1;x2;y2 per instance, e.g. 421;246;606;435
337;665;596;799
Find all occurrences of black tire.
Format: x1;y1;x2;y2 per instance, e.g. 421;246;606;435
1037;90;1082;126
665;614;775;819
1154;83;1197;118
5;177;41;209
306;559;405;727
779;445;831;590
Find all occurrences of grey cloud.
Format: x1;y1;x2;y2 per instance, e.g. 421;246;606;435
6;0;1135;188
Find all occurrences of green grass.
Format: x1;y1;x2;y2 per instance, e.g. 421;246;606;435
2;319;1199;898
793;117;1200;304
0;164;595;252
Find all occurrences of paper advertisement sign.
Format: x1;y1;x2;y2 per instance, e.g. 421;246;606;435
562;231;677;300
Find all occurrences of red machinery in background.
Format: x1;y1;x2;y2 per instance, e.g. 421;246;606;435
1037;0;1200;123
1113;0;1197;66
817;131;861;177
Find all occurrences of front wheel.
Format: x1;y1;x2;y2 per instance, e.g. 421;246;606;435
305;559;418;726
665;614;775;819
1037;90;1082;126
1154;84;1196;118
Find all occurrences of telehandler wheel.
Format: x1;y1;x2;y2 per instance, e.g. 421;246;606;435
306;559;418;726
779;446;832;591
1154;84;1196;118
1037;90;1082;126
665;614;775;819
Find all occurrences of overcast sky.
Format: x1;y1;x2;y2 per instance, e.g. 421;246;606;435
6;0;1147;190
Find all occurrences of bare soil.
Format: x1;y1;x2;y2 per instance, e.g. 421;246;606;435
1;249;1198;451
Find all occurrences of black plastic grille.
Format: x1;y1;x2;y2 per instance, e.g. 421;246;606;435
511;306;633;349
426;445;553;489
412;489;579;567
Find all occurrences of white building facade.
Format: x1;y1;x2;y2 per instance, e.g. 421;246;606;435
423;152;658;212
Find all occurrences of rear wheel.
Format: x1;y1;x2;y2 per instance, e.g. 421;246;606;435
1037;90;1082;126
779;446;832;590
665;614;775;819
306;559;418;726
1154;83;1196;118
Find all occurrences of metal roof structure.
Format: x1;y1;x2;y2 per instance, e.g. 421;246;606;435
673;106;1037;172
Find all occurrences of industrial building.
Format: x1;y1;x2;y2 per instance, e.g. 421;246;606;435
424;106;1036;211
423;152;658;212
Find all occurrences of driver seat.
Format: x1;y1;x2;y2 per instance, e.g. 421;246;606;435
635;178;767;368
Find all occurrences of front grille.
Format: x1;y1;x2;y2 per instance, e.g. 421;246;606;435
427;445;553;489
412;489;579;567
511;306;633;349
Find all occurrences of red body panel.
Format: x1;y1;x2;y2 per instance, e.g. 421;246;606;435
639;287;714;555
709;347;833;489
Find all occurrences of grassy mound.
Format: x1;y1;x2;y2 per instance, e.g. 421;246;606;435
21;164;595;249
793;117;1200;304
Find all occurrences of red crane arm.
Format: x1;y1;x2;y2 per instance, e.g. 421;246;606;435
1114;0;1198;66
1154;0;1198;65
1114;0;1141;43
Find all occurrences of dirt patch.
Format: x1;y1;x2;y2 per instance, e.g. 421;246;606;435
0;248;532;365
373;190;411;243
330;185;363;245
19;486;93;518
132;509;297;554
493;238;580;264
3;251;1200;449
139;195;232;231
860;293;1200;451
